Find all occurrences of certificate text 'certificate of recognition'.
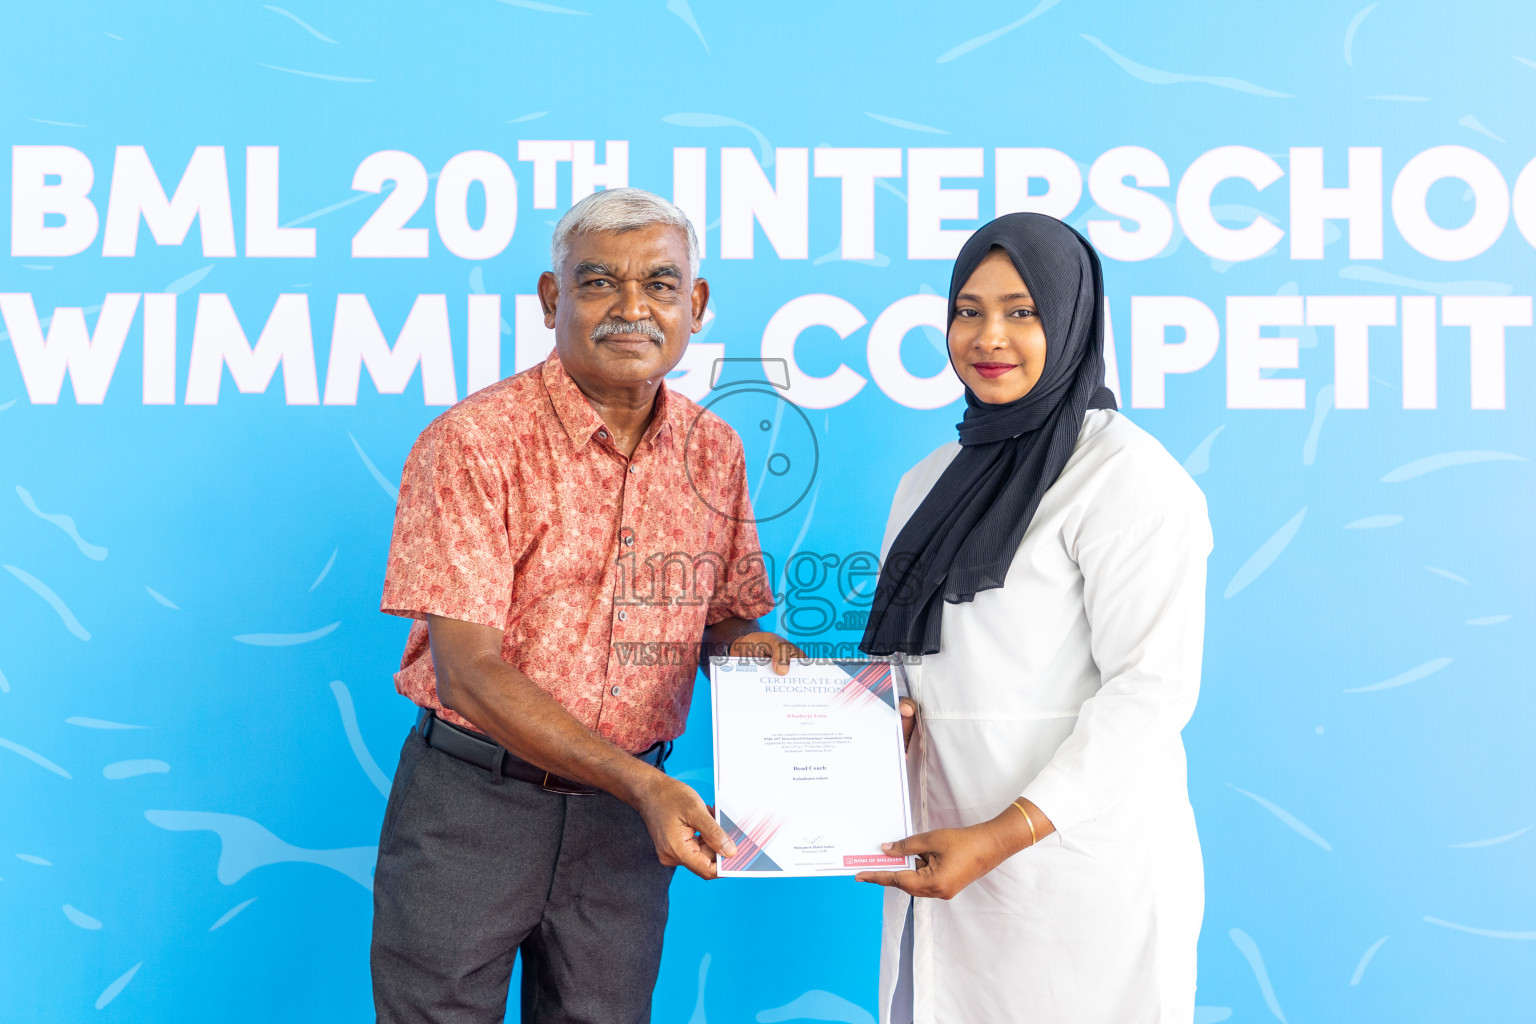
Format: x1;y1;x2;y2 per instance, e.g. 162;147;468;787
710;658;914;877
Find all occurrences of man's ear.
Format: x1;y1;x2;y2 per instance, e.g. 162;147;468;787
537;271;559;328
690;276;711;333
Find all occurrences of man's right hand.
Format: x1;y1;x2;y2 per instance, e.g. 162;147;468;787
629;772;737;879
900;697;918;751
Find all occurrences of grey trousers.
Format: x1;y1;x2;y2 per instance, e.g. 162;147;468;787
371;728;675;1024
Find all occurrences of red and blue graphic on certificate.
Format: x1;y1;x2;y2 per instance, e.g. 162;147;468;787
709;658;915;877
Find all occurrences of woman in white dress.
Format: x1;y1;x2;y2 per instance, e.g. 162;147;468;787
856;213;1212;1024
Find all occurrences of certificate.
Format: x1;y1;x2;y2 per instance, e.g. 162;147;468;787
709;657;914;877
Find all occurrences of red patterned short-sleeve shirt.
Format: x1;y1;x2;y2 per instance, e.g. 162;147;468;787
381;351;775;751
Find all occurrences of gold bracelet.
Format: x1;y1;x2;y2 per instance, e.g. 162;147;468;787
1011;799;1038;847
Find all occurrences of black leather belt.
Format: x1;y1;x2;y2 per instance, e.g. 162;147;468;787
416;708;670;796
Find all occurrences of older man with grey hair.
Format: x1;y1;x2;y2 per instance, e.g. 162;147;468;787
371;187;795;1023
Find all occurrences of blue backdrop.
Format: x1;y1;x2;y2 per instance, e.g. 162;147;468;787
3;2;1534;1021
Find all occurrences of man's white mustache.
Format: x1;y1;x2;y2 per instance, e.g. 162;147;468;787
591;320;665;343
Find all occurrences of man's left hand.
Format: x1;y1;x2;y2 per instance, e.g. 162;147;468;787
727;630;803;676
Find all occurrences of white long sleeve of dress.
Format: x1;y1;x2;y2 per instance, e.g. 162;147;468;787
877;409;1213;1024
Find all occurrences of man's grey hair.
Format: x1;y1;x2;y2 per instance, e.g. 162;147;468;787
550;187;700;279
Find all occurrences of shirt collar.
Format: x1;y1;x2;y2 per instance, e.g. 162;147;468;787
542;350;677;453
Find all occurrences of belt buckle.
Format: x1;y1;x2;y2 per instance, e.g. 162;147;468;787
539;770;591;796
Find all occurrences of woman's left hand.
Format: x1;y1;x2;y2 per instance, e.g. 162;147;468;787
855;798;1054;900
854;824;1010;900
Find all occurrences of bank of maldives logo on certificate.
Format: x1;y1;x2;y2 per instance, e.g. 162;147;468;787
710;657;915;877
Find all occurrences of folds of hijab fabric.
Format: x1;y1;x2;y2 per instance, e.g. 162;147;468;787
860;213;1118;657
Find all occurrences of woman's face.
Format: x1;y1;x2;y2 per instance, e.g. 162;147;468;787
947;249;1047;405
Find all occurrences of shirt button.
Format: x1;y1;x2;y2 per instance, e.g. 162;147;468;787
617;610;627;621
597;429;608;439
610;685;622;696
628;464;637;473
623;535;633;546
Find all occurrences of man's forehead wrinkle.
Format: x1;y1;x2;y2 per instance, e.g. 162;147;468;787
571;258;685;282
567;225;693;270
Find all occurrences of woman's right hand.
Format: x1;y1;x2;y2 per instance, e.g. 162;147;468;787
900;698;918;750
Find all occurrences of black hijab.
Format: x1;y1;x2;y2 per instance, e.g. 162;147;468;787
860;213;1117;657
